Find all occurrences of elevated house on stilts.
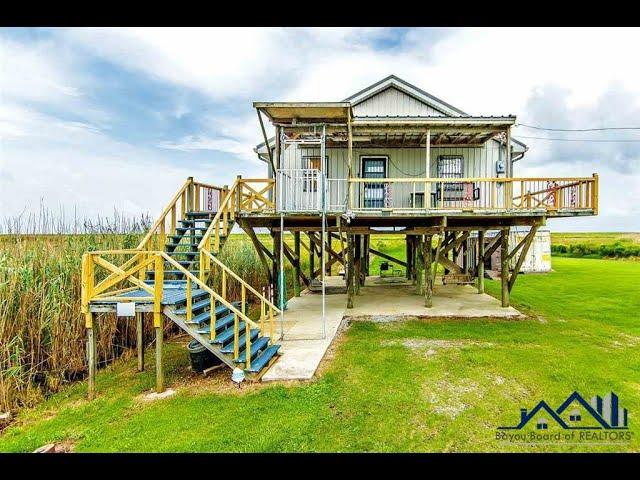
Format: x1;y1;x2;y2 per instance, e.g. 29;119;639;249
81;76;598;395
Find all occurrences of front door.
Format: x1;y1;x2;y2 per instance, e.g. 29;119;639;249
361;157;387;208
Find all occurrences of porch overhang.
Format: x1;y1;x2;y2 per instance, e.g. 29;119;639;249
345;116;516;147
253;102;352;124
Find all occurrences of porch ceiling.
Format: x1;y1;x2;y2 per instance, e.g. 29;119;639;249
280;115;515;148
254;102;351;123
349;116;515;146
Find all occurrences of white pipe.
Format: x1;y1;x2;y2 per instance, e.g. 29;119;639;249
280;213;285;340
321;124;327;339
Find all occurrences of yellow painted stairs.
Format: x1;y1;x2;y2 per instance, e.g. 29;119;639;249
81;177;282;380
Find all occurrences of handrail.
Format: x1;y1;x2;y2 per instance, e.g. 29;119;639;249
81;250;277;345
200;249;281;314
347;176;597;183
197;179;239;251
137;178;191;249
160;252;263;332
138;177;226;251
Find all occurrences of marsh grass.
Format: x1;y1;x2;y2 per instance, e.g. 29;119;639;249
0;208;154;412
0;212;313;413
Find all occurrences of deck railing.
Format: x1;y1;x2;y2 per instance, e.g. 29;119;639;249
276;169;323;212
137;177;226;253
198;177;275;255
342;175;598;213
81;250;280;366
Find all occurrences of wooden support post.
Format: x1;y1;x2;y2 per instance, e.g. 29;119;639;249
405;235;412;280
240;222;273;284
87;322;96;400
509;226;538;293
272;229;281;306
415;236;424;295
294;232;301;296
501;227;510;308
155;323;164;393
308;232;315;282
365;235;371;278
477;230;485;294
425;235;433;307
355;235;362;294
136;312;144;372
187;176;194;212
432;231;443;285
347;234;354;309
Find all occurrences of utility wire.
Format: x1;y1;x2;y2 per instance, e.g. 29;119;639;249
515;123;640;132
514;135;640;143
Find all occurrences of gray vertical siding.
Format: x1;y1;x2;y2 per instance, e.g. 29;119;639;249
280;142;504;209
352;87;445;117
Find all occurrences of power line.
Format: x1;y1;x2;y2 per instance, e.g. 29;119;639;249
515;123;640;132
514;135;640;143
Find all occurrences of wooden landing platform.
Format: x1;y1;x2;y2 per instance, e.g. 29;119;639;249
89;283;204;312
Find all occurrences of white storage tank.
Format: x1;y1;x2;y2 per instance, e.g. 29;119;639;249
471;228;551;274
508;228;551;273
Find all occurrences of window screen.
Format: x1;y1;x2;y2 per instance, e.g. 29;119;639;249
438;155;464;193
437;155;463;178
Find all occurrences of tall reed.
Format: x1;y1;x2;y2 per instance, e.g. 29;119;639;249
0;208;311;413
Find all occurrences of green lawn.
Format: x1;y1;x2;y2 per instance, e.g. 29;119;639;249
1;256;639;452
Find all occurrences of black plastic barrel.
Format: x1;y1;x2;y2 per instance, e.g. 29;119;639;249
187;340;222;373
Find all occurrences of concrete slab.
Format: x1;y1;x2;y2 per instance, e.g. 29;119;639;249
262;277;522;382
261;291;346;382
347;283;523;320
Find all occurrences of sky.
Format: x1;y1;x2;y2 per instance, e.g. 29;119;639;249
1;27;639;232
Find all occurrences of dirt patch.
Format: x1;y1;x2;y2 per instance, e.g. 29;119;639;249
423;376;483;420
166;365;276;397
382;338;494;357
610;333;640;349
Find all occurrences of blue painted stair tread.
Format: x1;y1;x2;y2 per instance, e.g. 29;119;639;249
236;336;269;363
246;345;281;373
175;297;215;315
210;322;244;344
188;304;231;326
163;288;208;306
199;319;245;342
220;329;260;354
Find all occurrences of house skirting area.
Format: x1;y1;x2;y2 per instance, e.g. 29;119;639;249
262;277;523;381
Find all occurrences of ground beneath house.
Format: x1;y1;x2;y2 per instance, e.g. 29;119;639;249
1;257;639;453
264;277;522;381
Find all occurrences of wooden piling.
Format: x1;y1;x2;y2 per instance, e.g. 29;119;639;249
294;232;301;296
347;234;354;309
415;236;424;295
272;229;281;306
308;232;315;282
477;230;485;294
155;324;164;393
87;322;96;400
136;312;144;372
501;228;510;307
425;235;433;307
354;235;362;294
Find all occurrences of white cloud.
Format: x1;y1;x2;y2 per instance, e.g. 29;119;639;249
159;134;251;158
2;27;640;232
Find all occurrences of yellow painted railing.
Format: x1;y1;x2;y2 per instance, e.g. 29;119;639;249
137;177;226;253
344;174;598;213
198;177;275;255
81;250;278;368
199;249;281;343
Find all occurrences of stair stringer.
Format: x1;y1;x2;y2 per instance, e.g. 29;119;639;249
162;305;236;369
